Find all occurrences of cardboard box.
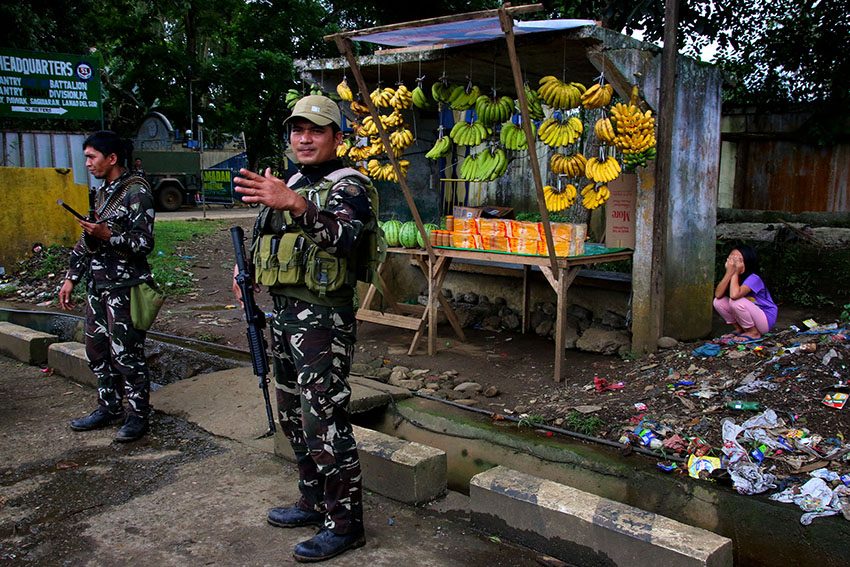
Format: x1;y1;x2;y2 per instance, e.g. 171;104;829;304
480;206;514;219
453;206;483;219
605;173;637;249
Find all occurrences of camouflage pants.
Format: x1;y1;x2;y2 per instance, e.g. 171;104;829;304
270;295;363;535
85;285;150;417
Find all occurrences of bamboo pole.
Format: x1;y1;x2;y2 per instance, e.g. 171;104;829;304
497;6;559;276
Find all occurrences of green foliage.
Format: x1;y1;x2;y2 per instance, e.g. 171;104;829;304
29;245;68;279
563;411;605;437
841;304;850;324
516;413;546;428
0;283;18;298
150;220;226;296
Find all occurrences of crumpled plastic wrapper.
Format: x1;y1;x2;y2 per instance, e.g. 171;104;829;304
770;476;850;525
720;410;781;494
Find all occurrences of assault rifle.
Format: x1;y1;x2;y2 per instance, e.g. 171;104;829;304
230;225;276;438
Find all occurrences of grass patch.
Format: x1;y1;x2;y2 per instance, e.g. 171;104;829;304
151;219;227;296
563;411;606;436
30;245;69;279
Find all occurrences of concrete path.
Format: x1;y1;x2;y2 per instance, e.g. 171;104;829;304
0;355;543;566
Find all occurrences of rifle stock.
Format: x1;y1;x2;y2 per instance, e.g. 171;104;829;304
230;225;276;437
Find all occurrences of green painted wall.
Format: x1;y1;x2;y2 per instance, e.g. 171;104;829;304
0;167;88;268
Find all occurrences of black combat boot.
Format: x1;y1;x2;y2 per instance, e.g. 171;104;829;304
69;407;124;431
115;414;149;442
267;505;324;528
293;528;366;562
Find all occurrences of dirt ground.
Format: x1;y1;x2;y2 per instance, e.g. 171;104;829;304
4;215;849;486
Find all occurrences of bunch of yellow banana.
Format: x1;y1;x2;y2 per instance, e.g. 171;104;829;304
537;76;585;110
355;111;406;137
447;84;481;111
499;120;536;151
370;86;396;108
581;183;610;210
366;159;410;182
609;87;656;155
475;95;514;126
412;84;430;109
390;84;413;110
431;81;453;104
336;79;353;102
585;156;621;183
449;120;488;146
549;152;587;177
350;100;370;115
538;116;583;148
543;184;577;212
425;136;452;160
522;83;545;120
389;127;414;154
459;147;508;181
594;117;617;144
336;138;353;158
347;144;379;162
581;83;614;109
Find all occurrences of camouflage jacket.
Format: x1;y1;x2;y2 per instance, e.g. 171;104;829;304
65;170;156;290
251;159;372;306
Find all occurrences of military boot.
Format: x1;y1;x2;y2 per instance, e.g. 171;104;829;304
267;505;324;528
115;414;149;442
293;528;365;562
70;407;124;431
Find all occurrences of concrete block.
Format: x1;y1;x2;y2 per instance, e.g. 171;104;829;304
275;424;446;505
0;321;58;365
470;466;733;567
48;342;96;387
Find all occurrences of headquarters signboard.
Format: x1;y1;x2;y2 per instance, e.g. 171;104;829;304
0;48;101;121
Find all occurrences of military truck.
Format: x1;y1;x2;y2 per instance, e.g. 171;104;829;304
134;112;247;211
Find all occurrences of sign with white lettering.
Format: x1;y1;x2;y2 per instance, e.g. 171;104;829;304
202;169;234;204
0;48;101;121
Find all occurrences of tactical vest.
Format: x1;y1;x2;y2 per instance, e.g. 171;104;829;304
252;168;385;304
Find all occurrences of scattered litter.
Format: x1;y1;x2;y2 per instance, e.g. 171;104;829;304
692;343;721;357
593;376;624;392
687;454;722;480
770;476;850;525
822;392;848;409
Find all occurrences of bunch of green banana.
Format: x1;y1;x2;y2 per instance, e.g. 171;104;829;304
549;152;587;177
581;182;610;210
425;136;452;160
581;83;614;110
543;183;577;212
622;147;657;171
336;79;353;102
459;148;508;181
594;117;617;144
521;83;545;121
475;95;514;126
538;115;583;148
285;89;301;109
537;76;585;110
449;120;487;146
585;156;621;183
390;84;413;110
431;80;453;104
412;83;430;109
499;120;536;151
309;84;324;96
447;84;481;111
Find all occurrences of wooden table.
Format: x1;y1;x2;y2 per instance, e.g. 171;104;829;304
356;246;633;382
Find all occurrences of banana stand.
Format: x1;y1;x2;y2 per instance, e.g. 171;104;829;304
317;3;723;380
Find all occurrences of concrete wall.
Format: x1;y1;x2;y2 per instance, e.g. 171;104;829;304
0;167;88;269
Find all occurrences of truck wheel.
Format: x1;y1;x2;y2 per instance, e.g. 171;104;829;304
157;185;183;212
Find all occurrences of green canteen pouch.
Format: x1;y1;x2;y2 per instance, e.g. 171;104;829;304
275;233;305;285
130;281;165;331
305;246;346;296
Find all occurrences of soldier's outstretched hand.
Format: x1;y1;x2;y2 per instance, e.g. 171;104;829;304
234;168;307;214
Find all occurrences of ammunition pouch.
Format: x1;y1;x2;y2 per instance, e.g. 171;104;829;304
253;231;347;296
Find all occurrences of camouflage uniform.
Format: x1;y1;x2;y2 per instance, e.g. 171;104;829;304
252;159;371;535
65;170;156;418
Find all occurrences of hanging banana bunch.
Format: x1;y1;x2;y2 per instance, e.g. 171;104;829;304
336;78;353;102
585;155;621;184
549;152;587;177
499;118;536;151
425;136;452;160
543;183;577;212
537;76;585;110
581;82;613;110
412;78;431;109
581;182;611;210
389;84;413;110
366;159;410;182
610;85;657;171
538;115;583;148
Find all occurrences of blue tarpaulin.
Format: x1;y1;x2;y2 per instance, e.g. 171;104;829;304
352;18;596;48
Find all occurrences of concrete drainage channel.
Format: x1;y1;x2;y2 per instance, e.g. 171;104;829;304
1;309;847;566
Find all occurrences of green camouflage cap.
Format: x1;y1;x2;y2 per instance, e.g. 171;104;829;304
284;95;341;128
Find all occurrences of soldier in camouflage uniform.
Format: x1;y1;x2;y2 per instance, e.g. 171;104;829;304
233;95;371;563
59;131;156;443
